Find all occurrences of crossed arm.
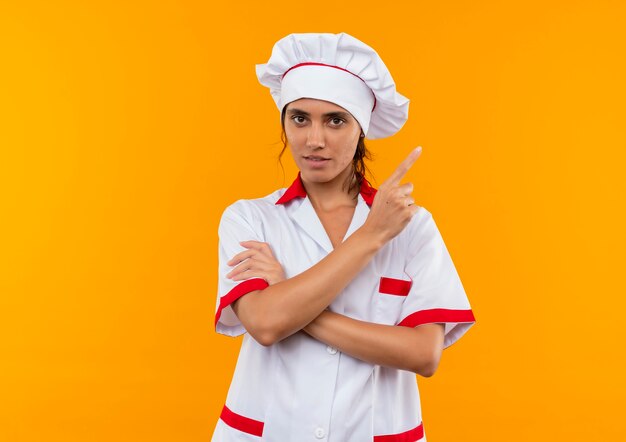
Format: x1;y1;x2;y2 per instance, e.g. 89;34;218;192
303;311;444;377
227;149;445;377
229;237;445;377
229;233;444;377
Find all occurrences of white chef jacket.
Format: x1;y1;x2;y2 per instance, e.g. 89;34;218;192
212;174;475;442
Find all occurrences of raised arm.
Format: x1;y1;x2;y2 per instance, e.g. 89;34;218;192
229;147;423;346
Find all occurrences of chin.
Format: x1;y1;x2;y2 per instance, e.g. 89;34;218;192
300;168;349;185
300;169;333;182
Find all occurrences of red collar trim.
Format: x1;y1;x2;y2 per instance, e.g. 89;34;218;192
275;172;377;207
275;172;308;204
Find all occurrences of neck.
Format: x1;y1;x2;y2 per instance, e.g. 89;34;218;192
301;168;359;212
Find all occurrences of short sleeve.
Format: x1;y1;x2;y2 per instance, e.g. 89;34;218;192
214;202;269;337
397;208;476;348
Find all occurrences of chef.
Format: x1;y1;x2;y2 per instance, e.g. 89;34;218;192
212;32;475;442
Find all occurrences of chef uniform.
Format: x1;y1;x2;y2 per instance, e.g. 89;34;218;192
212;33;476;442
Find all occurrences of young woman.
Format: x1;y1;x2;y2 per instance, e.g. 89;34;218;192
212;33;475;442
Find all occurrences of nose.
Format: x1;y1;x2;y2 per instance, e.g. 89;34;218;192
305;122;325;149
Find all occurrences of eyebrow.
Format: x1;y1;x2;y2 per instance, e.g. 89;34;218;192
286;108;352;119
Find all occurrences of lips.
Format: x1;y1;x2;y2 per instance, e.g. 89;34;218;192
303;155;330;168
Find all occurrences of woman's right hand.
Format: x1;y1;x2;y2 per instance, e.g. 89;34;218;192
361;147;422;244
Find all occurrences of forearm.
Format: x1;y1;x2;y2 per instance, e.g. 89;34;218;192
233;228;383;345
232;149;422;346
303;311;445;376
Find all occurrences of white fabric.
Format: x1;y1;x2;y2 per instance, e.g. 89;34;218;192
280;64;375;137
256;32;410;140
211;181;475;441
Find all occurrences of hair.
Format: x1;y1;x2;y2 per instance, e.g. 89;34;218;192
278;107;374;196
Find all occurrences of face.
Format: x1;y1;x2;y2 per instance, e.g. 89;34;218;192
283;98;362;186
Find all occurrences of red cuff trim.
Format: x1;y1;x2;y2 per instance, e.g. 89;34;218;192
214;278;269;327
220;405;264;437
374;422;424;442
379;277;412;296
398;308;475;328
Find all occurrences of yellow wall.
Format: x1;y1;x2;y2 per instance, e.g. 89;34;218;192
1;1;625;440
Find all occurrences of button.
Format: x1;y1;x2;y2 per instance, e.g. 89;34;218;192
314;427;326;439
326;346;338;355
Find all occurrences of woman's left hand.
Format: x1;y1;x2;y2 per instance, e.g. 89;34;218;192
226;240;286;285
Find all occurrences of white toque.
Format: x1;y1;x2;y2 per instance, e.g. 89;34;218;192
256;33;410;140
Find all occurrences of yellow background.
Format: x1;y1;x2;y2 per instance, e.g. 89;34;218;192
1;1;625;441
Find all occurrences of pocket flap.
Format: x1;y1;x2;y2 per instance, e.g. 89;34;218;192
378;277;412;296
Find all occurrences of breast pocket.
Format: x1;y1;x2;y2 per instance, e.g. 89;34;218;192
375;276;412;325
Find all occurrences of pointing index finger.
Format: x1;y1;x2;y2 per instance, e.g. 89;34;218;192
386;146;422;185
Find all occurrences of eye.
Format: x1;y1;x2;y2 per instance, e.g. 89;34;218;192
329;117;345;127
291;115;307;125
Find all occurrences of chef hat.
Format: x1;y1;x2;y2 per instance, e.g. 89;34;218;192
256;33;410;140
